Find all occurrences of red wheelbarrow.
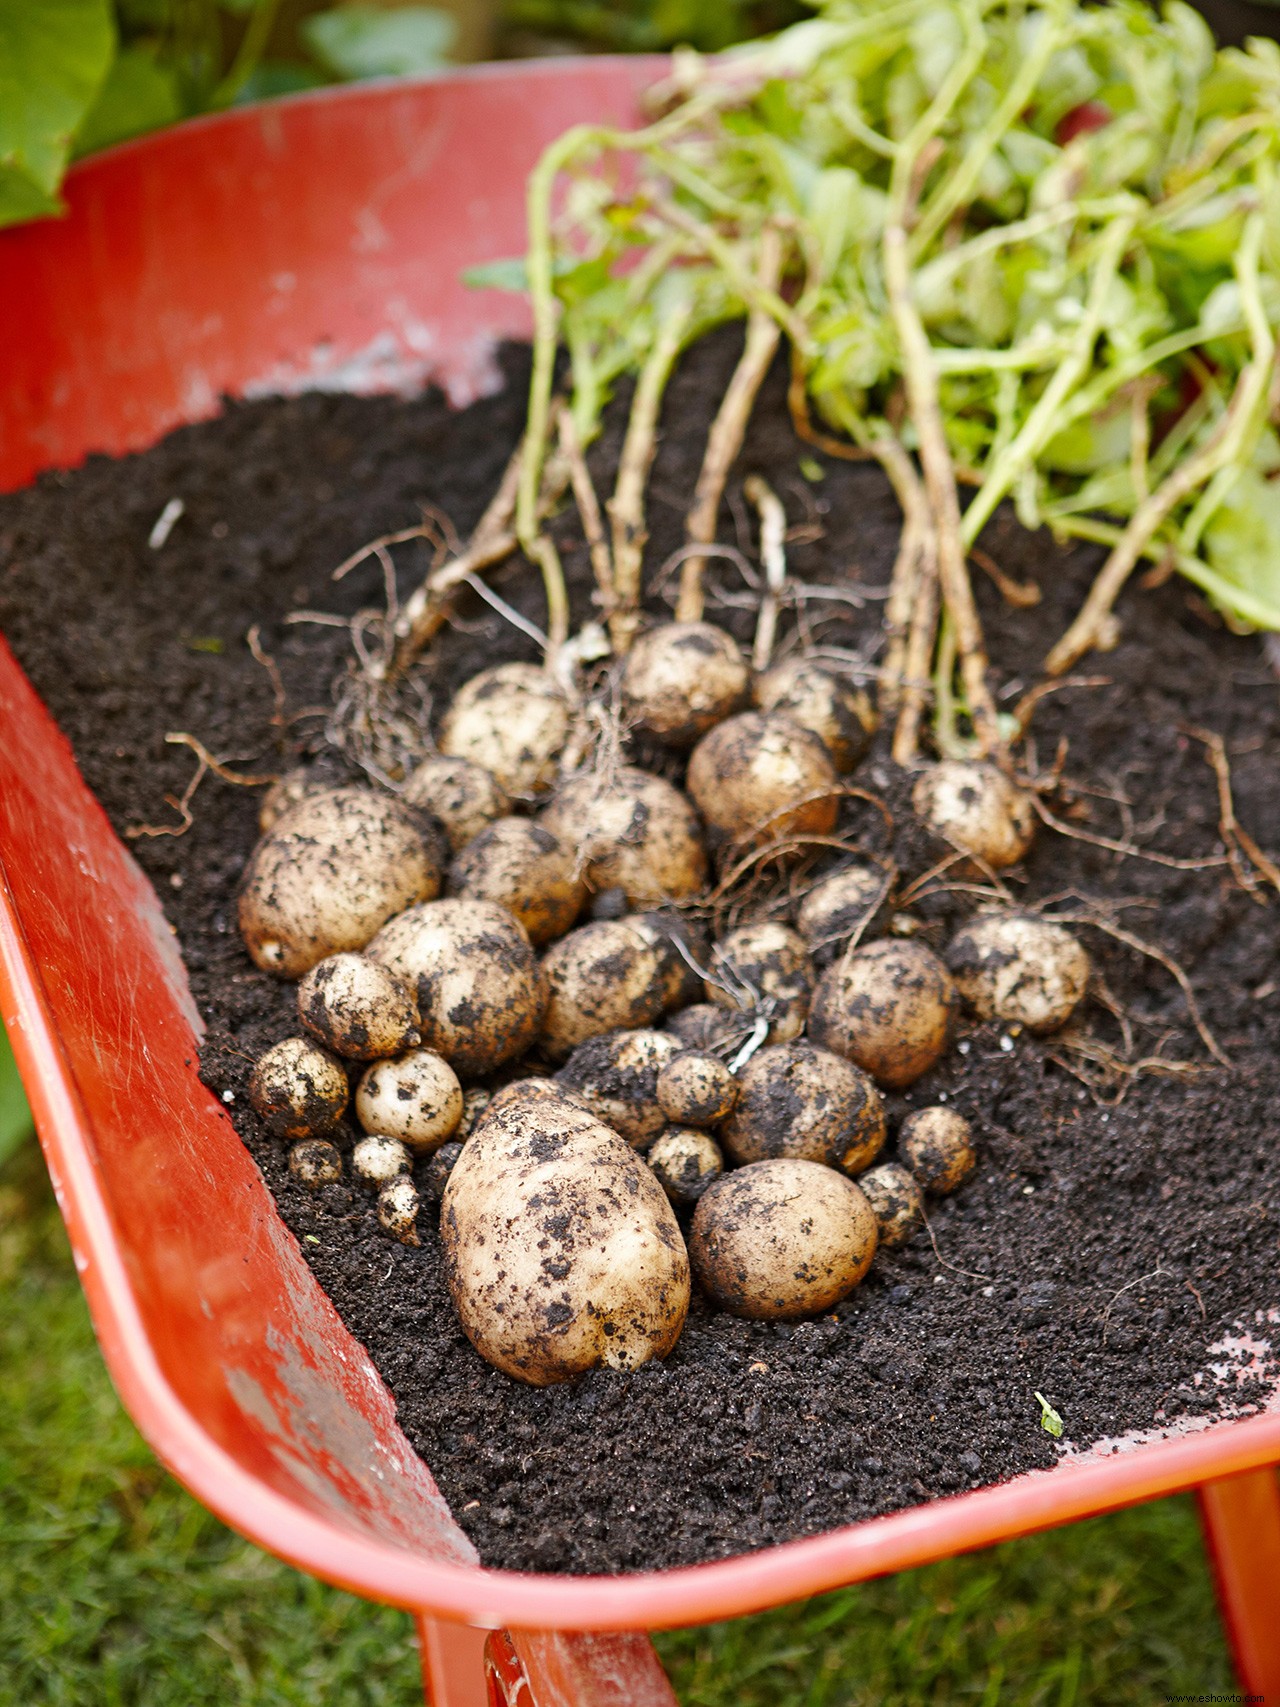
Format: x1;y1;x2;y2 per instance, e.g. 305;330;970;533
1;60;1279;1706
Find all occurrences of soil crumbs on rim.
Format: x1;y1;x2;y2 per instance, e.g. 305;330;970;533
3;329;1279;1575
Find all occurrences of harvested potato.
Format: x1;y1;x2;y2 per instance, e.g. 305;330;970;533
721;1042;885;1175
441;1090;690;1384
665;1003;749;1055
707;921;814;1045
239;787;444;977
690;1159;877;1319
404;753;511;852
754;658;874;773
796;863;891;965
540;917;669;1059
912;761;1036;870
899;1106;976;1194
438;662;568;798
948;912;1089;1033
808;939;954;1088
368;898;546;1075
621;620;750;746
858;1161;925;1248
378;1176;421;1245
421;1138;465;1204
539;767;707;907
351;1134;412;1187
355;1047;463;1154
289;1138;343;1187
449;816;586;946
648;1128;724;1207
297;952;420;1061
258;768;326;834
656;1052;738;1126
687;712;839;846
555;1029;681;1148
486;1077;562;1116
457;1087;491;1141
249;1037;348;1139
639;909;710;1009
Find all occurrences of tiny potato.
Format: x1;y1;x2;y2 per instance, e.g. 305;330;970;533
912;761;1036;871
539;767;707;907
438;662;569;798
621;621;750;746
858;1161;924;1249
656;1052;738;1126
355;1048;463;1154
449;816;586;946
948;912;1089;1033
721;1042;885;1175
754;658;874;773
796;863;891;965
421;1138;465;1204
239;787;444;977
441;1091;690;1384
249;1037;348;1139
378;1176;421;1245
297;952;420;1061
707;921;814;1045
808;939;954;1089
404;754;511;853
351;1134;412;1187
555;1028;682;1148
368;898;546;1075
648;1128;723;1207
899;1106;976;1194
289;1138;342;1188
687;712;839;847
258;768;326;833
540;917;669;1059
691;1158;877;1320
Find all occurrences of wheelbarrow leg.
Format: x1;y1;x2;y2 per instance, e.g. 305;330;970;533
418;1616;490;1706
485;1629;678;1706
1197;1466;1280;1698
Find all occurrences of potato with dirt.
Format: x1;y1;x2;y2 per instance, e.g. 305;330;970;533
540;916;671;1058
404;753;511;852
296;952;420;1061
555;1028;682;1148
796;863;892;965
754;658;875;773
687;711;839;846
706;921;814;1045
449;816;586;946
249;1036;348;1139
441;1089;691;1384
239;787;444;977
947;912;1089;1033
808;939;954;1088
368;898;546;1075
621;620;750;746
355;1047;463;1153
656;1051;738;1126
898;1106;976;1194
912;761;1036;871
438;662;569;798
690;1158;877;1319
721;1041;885;1175
647;1127;724;1207
665;1003;750;1055
857;1161;925;1248
539;766;707;907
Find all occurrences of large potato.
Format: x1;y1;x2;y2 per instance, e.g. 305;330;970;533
539;767;707;907
690;1158;877;1319
441;1091;690;1384
449;816;586;946
239;787;444;977
367;898;546;1075
438;662;569;798
540;917;670;1059
621;620;750;746
912;761;1035;870
687;712;839;847
754;658;874;773
808;939;954;1088
707;921;814;1045
555;1028;682;1148
720;1042;885;1174
947;912;1089;1033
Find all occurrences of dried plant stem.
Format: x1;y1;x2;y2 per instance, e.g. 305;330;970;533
1185;724;1280;901
556;403;614;617
873;436;930;711
891;524;939;765
745;474;787;671
678;227;784;622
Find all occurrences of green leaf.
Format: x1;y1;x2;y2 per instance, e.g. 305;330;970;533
0;0;115;227
463;256;529;293
302;5;456;80
0;1022;33;1169
1035;1390;1064;1439
73;46;181;158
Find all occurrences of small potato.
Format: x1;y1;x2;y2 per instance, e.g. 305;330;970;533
621;621;750;746
639;909;709;1010
691;1158;877;1319
665;1003;750;1055
457;1087;491;1140
258;768;327;833
721;1042;885;1175
449;816;586;946
404;754;511;853
369;898;546;1076
858;1161;924;1248
687;712;839;847
948;912;1089;1033
539;767;707;907
754;658;874;773
421;1139;465;1204
540;917;669;1059
441;1091;690;1384
912;761;1035;870
656;1052;738;1126
351;1133;412;1187
555;1029;682;1148
355;1048;463;1154
707;921;814;1045
438;662;569;798
289;1138;343;1187
297;952;420;1061
796;864;891;965
899;1106;975;1194
239;787;444;978
648;1128;723;1207
378;1176;421;1245
808;939;954;1089
249;1037;348;1139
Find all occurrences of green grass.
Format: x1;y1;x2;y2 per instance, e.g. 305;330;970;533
0;1034;1234;1704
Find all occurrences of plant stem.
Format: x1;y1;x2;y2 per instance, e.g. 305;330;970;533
557;404;614;619
873;436;930;712
745;475;787;671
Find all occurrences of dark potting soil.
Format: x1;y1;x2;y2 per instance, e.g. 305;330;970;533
3;329;1279;1575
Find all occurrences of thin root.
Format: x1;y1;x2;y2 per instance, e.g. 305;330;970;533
1184;724;1280;903
126;733;276;840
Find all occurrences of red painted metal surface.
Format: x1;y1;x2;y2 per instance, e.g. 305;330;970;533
1;61;1279;1684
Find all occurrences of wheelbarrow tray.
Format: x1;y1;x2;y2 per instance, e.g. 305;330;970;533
2;61;1279;1647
